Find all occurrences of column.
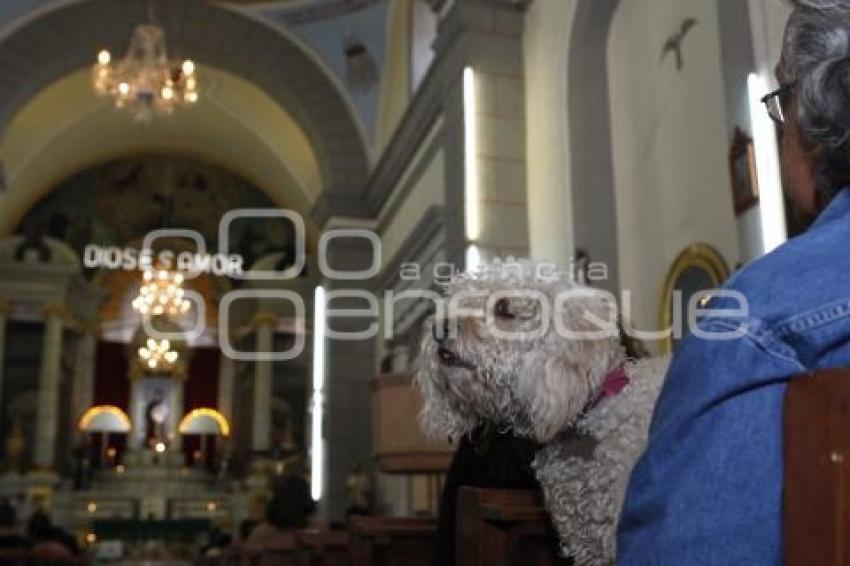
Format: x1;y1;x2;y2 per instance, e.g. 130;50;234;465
252;313;276;453
129;377;144;448
0;300;8;435
34;304;64;470
321;237;378;521
169;379;184;450
217;352;235;424
436;0;530;267
72;321;98;422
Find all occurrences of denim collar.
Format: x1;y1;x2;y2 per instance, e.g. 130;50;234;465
812;187;850;230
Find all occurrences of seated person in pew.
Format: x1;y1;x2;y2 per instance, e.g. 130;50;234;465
246;474;316;554
199;525;233;560
619;1;850;562
221;519;256;560
0;501;27;552
27;508;79;559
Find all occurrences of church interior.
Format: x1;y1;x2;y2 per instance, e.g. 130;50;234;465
0;0;815;564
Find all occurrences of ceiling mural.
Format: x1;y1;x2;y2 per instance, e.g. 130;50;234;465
16;154;298;275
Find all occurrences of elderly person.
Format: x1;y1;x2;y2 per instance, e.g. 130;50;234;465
619;0;850;562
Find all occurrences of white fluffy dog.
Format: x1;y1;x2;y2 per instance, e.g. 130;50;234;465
416;260;668;565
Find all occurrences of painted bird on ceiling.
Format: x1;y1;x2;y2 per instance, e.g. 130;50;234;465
660;17;699;71
343;30;378;92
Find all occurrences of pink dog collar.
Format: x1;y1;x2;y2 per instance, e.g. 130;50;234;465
582;365;630;415
599;365;630;399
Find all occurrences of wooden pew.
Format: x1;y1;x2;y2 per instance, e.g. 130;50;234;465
296;529;349;566
349;516;436;566
0;548;26;566
785;368;850;565
456;487;568;566
248;529;300;566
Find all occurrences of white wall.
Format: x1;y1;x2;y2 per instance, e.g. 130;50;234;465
756;0;793;70
523;0;577;269
607;0;739;339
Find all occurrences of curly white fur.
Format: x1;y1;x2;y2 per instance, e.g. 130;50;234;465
533;357;667;564
415;259;669;565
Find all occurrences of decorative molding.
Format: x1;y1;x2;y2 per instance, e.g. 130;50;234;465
41;303;69;320
310;191;373;224
76;318;103;336
373;117;444;233
373;205;445;292
251;311;280;330
262;0;382;25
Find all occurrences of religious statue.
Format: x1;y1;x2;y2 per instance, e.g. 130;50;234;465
4;420;25;474
345;462;372;516
144;389;169;449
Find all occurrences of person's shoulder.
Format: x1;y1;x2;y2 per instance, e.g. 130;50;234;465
721;221;850;322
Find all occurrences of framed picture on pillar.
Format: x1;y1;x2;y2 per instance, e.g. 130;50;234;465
729;127;759;216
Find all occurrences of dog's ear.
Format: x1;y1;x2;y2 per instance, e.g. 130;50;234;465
518;350;595;443
517;288;621;443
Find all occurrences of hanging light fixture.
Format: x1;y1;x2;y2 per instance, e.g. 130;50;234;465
138;337;179;371
92;24;199;121
132;267;191;316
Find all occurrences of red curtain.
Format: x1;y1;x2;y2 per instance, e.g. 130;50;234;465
92;341;130;462
182;346;220;466
94;341;130;409
184;347;219;411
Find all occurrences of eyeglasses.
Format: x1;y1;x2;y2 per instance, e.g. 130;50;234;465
761;82;796;126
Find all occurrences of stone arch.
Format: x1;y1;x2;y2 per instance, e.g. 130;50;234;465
0;0;370;220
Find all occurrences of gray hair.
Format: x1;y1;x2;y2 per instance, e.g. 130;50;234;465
784;0;850;200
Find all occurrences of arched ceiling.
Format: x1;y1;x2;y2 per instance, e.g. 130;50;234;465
0;65;322;240
0;0;371;222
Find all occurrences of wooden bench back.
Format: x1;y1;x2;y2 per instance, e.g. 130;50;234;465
296;529;350;566
349;516;436;566
785;368;850;565
456;487;568;566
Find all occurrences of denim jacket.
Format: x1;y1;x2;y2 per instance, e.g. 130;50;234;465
618;188;850;564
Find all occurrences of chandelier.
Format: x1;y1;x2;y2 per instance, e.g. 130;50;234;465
138;337;179;371
132;268;191;316
92;24;198;121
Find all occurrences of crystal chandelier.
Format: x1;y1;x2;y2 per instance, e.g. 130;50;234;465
138;337;179;371
132;268;191;316
92;24;198;121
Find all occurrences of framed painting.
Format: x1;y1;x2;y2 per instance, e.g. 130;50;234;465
729;127;759;216
658;244;730;354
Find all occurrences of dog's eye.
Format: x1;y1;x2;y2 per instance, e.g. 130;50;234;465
494;298;515;319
